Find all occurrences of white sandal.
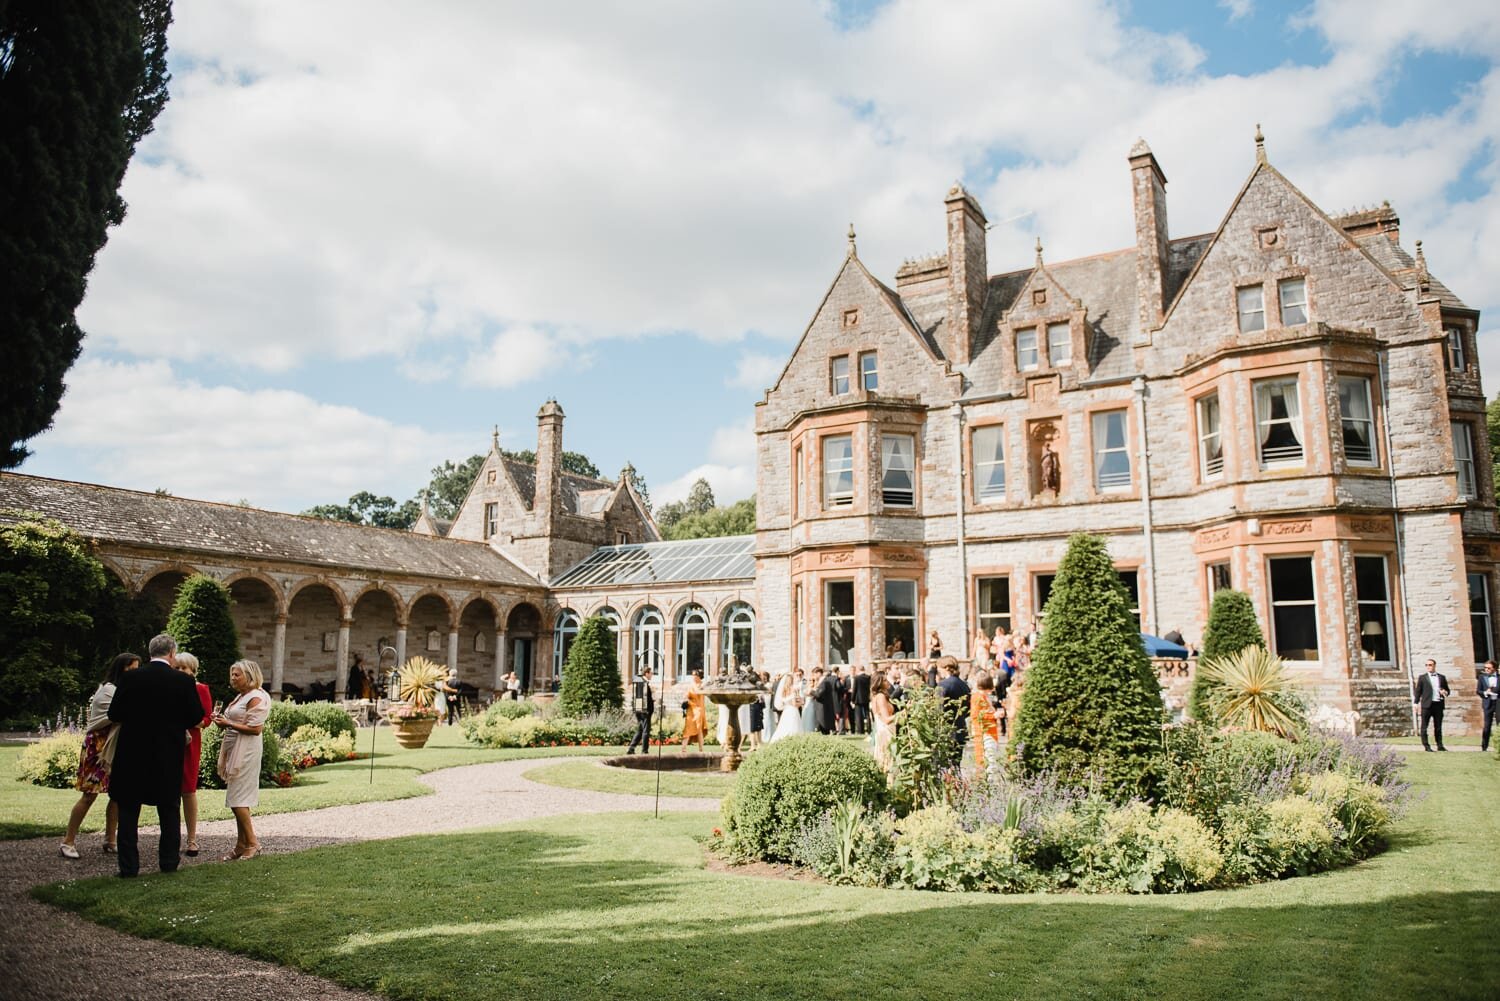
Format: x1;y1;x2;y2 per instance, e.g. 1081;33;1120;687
59;843;80;859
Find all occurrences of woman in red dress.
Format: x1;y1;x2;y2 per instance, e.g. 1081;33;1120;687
176;652;215;857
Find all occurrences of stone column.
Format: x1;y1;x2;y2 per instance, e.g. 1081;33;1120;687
663;625;676;682
335;617;351;700
271;614;287;697
395;625;407;670
447;627;459;676
709;625;722;676
493;629;507;692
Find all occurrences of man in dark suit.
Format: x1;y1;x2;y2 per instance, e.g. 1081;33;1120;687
936;658;970;749
108;633;206;877
1477;660;1499;752
811;667;839;735
626;667;655;754
851;666;872;735
834;667;851;734
1412;658;1451;751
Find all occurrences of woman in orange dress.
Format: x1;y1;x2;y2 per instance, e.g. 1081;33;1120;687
680;670;707;753
970;673;1000;771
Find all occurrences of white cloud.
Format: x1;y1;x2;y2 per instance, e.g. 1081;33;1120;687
727;352;784;392
655;419;757;505
1219;0;1254;22
458;326;578;389
29;357;471;511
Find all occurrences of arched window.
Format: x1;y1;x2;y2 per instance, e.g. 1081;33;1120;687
722;602;755;670
553;610;580;681
675;604;710;680
632;606;663;675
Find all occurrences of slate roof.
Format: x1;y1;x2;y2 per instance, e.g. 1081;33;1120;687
500;458;617;516
0;473;542;587
1348;232;1470;311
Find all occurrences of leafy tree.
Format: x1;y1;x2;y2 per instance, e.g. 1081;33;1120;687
424;454;485;520
503;448;602;479
626;463;652;513
1;1;173;466
1011;533;1165;800
0;517;108;726
558;615;623;716
1487;393;1500;491
1191;589;1266;723
686;477;716;515
664;497;756;540
302;491;419;529
165;574;241;704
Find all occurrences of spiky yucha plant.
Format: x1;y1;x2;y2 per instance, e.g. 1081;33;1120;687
1197;646;1305;738
397;657;445;707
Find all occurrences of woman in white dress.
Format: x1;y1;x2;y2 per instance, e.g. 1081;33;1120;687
769;672;804;742
214;659;270;861
870;669;897;771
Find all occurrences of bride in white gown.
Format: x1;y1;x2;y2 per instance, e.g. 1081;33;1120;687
769;672;804;742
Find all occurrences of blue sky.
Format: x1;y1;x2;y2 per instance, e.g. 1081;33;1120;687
19;0;1500;512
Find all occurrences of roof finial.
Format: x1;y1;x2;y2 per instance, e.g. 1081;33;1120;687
1035;237;1044;267
1254;122;1266;165
847;223;857;258
492;425;500;451
1414;239;1430;290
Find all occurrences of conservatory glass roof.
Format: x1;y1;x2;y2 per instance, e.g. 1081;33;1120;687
551;535;756;588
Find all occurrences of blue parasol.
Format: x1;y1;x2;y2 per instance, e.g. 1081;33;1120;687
1141;632;1190;658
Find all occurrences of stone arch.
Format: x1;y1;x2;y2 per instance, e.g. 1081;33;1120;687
408;587;457;627
673;602;711;678
456;595;499;689
95;554;134;593
348;581;407;622
227;575;280;681
136;563;198;625
223;569;285;611
349;585;403;697
408;591;455;669
283;580;345;701
457;591;503;622
504;601;543;693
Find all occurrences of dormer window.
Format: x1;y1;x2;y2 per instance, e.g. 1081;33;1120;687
1446;327;1467;371
1016;328;1039;371
860;351;878;391
1237;285;1265;333
830;356;850;395
1047;322;1071;366
1279;278;1308;325
484;502;499;540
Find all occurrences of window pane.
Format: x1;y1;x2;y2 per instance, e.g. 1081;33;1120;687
1036;574;1056;618
1354;555;1391;662
1047;322;1071;365
1208;562;1231;594
1255;378;1303;466
973;425;1006;502
1117;569;1141;629
1237;285;1265;333
830;356;849;394
1093;410;1131;490
860;351;878;391
823;435;853;506
884;579;917;657
826;581;855;665
1338;377;1376;465
881;434;915;507
1017;329;1039;370
1270;556;1318;659
977;577;1011;634
1279;278;1307;325
1454;423;1476;499
1470;572;1493;662
1447;328;1466;371
1198;394;1223;477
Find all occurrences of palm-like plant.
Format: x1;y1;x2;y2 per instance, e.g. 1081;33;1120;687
1197;646;1305;737
397;657;445;707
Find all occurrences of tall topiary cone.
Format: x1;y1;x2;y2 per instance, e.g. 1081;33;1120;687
559;614;623;716
166;575;242;705
1190;589;1266;723
1012;533;1165;799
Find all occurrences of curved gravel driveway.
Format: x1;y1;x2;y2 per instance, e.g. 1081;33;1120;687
0;757;720;1001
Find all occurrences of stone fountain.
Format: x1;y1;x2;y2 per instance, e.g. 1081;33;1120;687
702;665;766;772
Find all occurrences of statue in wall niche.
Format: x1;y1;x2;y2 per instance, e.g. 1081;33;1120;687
1040;441;1061;494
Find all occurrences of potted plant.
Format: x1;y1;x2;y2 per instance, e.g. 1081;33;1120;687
389;657;445;748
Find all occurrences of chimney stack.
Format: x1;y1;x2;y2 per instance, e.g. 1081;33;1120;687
944;183;988;366
534;400;564;527
1129;139;1169;338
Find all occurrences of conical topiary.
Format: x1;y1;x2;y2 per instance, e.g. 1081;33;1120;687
559;614;623;717
1190;588;1266;723
1011;533;1165;799
165;574;242;705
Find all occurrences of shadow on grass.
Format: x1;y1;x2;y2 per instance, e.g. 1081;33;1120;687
33;819;1500;1001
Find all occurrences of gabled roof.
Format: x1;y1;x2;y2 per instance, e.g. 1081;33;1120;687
500;457;616;517
1347;231;1470;311
0;473;541;588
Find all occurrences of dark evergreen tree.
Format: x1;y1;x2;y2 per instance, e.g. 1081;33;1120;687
0;518;108;725
1190;588;1266;723
165;574;241;704
1;1;173;466
558;615;623;716
1011;533;1165;799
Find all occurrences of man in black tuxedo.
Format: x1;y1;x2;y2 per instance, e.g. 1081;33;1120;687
936;658;971;749
1412;658;1451;752
108;633;206;877
851;666;872;735
1478;660;1499;752
626;668;655;754
811;667;839;735
834;667;851;734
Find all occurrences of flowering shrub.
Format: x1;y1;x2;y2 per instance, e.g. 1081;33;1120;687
462;702;691;748
282;724;357;768
266;701;357;740
388;702;441;722
199;725;294;789
16;733;83;788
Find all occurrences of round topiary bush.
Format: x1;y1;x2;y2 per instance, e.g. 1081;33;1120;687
296;701;357;740
723;735;887;863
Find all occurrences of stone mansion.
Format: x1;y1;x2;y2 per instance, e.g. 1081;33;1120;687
0;133;1491;736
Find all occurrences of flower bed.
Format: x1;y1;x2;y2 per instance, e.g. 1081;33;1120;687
460;701;706;749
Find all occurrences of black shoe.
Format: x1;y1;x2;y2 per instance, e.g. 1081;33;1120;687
1438;746;1448;751
1423;747;1434;752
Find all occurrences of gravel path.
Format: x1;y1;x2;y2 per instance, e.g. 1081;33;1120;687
0;757;720;1001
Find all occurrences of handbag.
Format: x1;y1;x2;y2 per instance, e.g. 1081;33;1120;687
99;724;119;770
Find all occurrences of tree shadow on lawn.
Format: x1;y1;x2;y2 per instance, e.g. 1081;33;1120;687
35;823;1500;1001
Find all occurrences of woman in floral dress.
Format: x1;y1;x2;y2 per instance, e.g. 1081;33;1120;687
60;653;139;858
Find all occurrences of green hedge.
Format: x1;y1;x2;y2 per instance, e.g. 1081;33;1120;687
722;735;887;863
265;700;357;741
199;725;293;789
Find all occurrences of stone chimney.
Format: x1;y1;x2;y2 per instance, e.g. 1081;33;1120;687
534;400;564;529
944;183;988;366
1129;138;1169;337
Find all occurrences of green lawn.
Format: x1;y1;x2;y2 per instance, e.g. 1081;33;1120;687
33;751;1500;1000
1;727;618;840
521;758;734;799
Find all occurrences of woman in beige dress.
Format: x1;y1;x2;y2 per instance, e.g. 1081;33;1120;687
213;659;270;860
870;670;897;771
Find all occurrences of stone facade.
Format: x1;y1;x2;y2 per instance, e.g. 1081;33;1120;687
753;135;1496;737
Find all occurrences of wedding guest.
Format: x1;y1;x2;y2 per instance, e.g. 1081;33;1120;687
851;665;871;735
937;658;971;749
1479;660;1499;752
109;633;205;877
970;673;1001;770
505;671;522;700
799;667;818;732
214;659;270;860
680;670;707;753
928;630;942;661
441;668;462;725
60;653;138;859
870;670;896;771
770;672;804;742
973;629;992;669
747;675;766;750
174;652;213;858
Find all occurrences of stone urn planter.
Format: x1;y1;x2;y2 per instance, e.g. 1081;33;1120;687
390;716;437;749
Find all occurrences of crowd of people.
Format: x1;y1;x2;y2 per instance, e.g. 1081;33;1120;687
58;633;270;874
